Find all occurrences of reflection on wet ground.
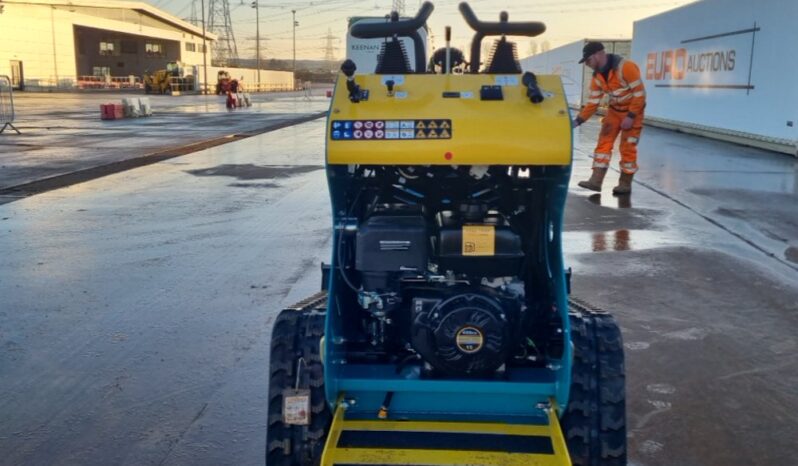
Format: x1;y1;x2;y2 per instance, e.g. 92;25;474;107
570;121;798;273
564;229;671;255
587;192;633;209
592;229;631;252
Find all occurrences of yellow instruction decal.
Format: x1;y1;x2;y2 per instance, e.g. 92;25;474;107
462;225;495;256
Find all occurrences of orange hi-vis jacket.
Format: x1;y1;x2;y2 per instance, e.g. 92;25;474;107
576;54;646;123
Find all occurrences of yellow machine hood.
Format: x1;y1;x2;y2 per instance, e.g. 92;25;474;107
327;74;572;166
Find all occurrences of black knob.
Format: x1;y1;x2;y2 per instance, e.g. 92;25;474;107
386;80;395;94
341;59;357;78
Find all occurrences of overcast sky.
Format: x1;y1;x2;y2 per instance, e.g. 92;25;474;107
144;0;698;60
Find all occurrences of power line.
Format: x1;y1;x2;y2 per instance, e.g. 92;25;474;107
323;27;338;62
208;0;239;65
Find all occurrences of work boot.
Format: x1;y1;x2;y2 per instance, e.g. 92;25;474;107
577;168;608;192
612;172;634;195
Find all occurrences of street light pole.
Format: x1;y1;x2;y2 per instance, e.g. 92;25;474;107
252;1;260;90
200;0;208;95
292;9;297;74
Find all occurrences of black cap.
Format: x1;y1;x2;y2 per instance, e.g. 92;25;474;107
578;41;604;64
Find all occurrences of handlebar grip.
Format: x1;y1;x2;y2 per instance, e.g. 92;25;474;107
458;2;545;37
459;2;546;73
349;2;433;72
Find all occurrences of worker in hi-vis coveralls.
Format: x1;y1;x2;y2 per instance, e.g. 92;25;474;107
572;41;647;195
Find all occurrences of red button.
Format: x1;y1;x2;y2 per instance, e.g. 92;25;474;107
444;152;453;160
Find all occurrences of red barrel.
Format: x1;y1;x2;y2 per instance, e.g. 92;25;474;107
100;104;114;120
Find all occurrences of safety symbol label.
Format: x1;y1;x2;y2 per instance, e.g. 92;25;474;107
331;120;452;141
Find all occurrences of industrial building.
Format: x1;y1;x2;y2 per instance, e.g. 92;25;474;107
0;0;294;92
0;0;213;90
521;0;797;155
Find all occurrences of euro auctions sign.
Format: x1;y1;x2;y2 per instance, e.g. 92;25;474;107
644;25;759;91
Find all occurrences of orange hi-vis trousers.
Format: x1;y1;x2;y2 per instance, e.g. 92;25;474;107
592;109;644;174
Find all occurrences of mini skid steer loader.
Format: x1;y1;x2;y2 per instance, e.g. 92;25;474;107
267;3;626;465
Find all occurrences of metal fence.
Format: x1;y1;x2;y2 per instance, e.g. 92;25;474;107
0;75;20;135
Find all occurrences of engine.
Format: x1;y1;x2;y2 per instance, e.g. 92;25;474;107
353;202;528;377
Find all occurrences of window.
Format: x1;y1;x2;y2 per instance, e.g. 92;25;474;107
92;66;111;77
185;42;196;52
99;41;115;56
145;42;164;57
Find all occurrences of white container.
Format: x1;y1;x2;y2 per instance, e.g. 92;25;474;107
139;97;152;117
122;98;141;118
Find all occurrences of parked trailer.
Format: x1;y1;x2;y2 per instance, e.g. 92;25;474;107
631;0;797;156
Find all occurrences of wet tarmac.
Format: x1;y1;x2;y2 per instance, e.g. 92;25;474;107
0;92;330;194
0;116;797;465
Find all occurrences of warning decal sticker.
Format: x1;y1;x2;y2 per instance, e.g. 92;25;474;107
331;119;452;140
462;225;495;256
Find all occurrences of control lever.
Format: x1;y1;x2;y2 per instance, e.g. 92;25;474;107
522;72;544;104
340;59;363;103
385;79;395;96
445;26;452;74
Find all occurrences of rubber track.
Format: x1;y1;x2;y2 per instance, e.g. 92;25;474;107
561;302;627;466
266;306;330;466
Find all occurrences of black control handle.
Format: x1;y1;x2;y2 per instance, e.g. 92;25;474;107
522;72;544;104
349;1;434;72
340;59;362;103
458;2;546;73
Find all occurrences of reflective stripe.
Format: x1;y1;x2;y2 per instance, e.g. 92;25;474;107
620;162;638;174
633;91;646;97
593;153;611;163
611;94;633;102
626;137;639;144
616;59;628;88
589;90;603;97
587;98;601;104
593;78;603;88
611;89;626;96
593;161;609;168
628;79;642;88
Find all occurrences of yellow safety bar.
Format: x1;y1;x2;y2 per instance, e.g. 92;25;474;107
321;396;571;466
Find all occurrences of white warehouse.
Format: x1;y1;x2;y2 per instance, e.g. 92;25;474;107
0;0;219;90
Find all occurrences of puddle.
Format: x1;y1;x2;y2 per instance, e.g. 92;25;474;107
186;164;322;181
